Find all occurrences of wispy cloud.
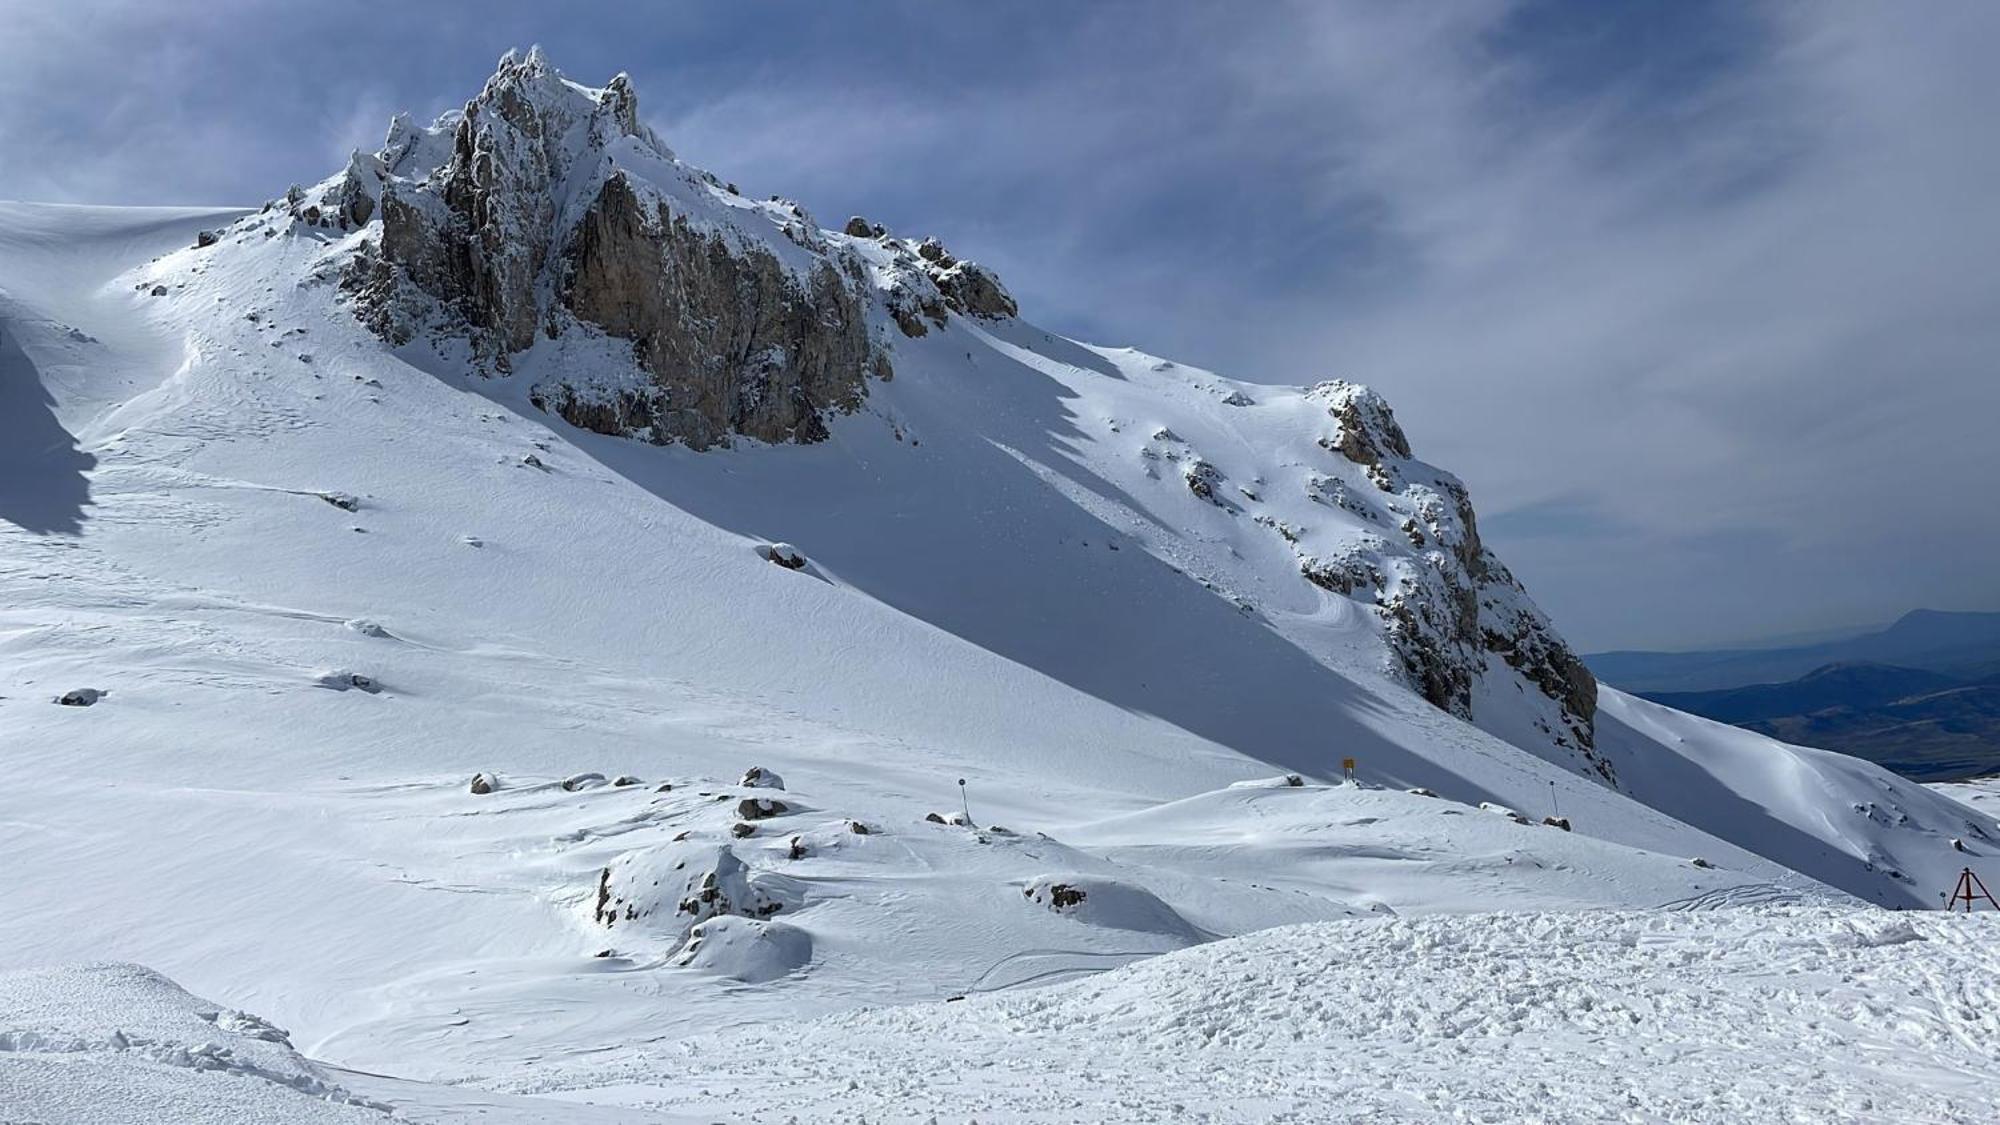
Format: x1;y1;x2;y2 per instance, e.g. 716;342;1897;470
1;0;1993;648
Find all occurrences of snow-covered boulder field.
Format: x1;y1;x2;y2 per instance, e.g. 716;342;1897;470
3;48;1998;1122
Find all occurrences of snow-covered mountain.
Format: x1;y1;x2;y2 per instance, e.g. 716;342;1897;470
4;50;1997;1121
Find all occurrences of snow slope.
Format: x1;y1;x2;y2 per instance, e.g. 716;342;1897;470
2;52;1995;1120
10;909;1999;1124
557;907;2000;1123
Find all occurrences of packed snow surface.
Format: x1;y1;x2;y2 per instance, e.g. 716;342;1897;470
8;909;2000;1123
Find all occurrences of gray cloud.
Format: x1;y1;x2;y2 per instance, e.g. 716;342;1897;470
2;0;1993;649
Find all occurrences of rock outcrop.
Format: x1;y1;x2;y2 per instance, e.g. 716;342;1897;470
1299;382;1605;778
339;48;947;449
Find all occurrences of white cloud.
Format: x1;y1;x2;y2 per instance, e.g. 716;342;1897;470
1;0;1993;647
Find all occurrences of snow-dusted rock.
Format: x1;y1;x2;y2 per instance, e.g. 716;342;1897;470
1294;380;1604;775
312;670;380;693
343;49;890;449
736;796;788;821
670;915;812;982
741;765;785;790
1021;875;1204;942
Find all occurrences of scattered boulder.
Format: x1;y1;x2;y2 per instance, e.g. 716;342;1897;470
562;772;608;792
194;230;219;248
314;670;381;693
730;822;756;839
671;916;811;983
1183;459;1221;501
613;775;641;787
1542;816;1571;832
149;284;168;297
787;835;806;860
344;619;390;638
469;772;496;795
1953;838;1968;853
520;453;546;470
735;797;788;821
1407;787;1438;798
1228;774;1309;790
54;688;104;707
1691;857;1714;869
1479;802;1532;826
318;491;360;512
765;542;806;570
740;766;785;790
846;820;872;835
1032;882;1088;910
924;812;947;825
1020;875;1204;941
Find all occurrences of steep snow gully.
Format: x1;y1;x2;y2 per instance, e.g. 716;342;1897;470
3;50;1998;1123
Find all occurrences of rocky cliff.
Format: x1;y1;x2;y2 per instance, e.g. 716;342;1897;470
1298;382;1604;775
331;48;1013;449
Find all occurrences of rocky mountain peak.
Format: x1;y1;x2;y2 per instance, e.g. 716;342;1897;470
337;51;928;448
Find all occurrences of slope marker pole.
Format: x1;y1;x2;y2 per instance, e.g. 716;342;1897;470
1944;867;1999;912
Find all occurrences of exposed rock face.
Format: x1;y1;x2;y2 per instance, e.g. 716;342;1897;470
1299;382;1606;778
340;48;928;449
561;173;873;446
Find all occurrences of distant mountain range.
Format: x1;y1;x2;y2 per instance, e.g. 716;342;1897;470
1588;610;2000;693
1588;611;2000;781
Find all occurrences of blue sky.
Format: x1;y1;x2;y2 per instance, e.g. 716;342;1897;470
4;0;1997;651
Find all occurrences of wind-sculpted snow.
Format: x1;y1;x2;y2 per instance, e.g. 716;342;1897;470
507;907;2000;1123
0;963;390;1124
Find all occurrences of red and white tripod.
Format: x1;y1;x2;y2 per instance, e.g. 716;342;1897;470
1944;867;1999;912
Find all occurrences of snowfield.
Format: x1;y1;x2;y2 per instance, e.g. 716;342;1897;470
8;909;2000;1124
559;908;2000;1124
4;52;1999;1122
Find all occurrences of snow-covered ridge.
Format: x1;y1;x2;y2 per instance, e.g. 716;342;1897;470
236;51;1601;767
248;47;1013;451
